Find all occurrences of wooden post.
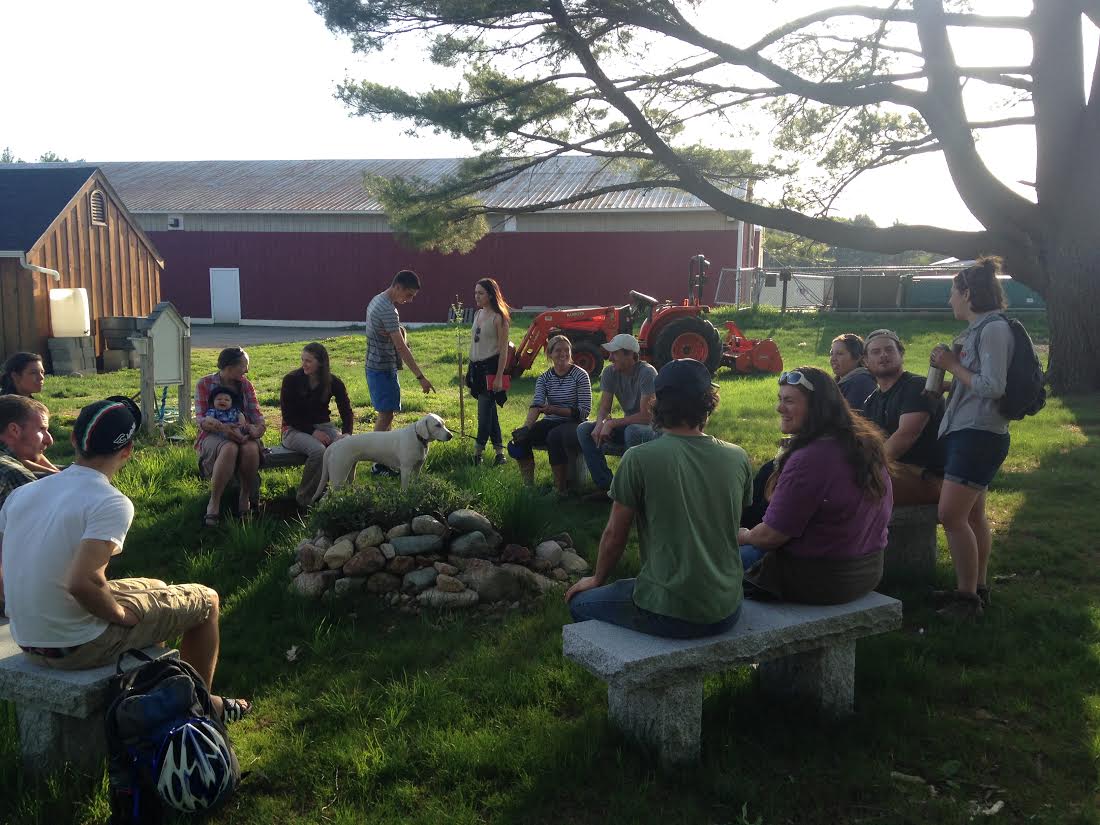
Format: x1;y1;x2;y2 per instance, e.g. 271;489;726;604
178;328;192;426
457;346;466;439
133;336;156;433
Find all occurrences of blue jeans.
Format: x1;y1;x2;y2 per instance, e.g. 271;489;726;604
740;544;767;570
576;421;657;489
568;578;742;639
476;392;502;450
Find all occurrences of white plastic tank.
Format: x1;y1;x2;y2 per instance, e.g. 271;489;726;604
49;288;91;337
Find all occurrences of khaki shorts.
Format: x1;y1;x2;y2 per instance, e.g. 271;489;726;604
25;578;217;671
198;433;239;478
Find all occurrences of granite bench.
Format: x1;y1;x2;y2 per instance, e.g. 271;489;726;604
882;504;939;585
0;619;177;777
562;592;902;766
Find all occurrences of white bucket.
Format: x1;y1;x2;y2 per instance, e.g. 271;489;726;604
49;288;91;337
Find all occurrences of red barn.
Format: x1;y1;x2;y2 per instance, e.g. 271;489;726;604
97;158;762;325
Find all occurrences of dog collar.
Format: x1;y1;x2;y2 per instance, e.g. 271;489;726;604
416;432;430;448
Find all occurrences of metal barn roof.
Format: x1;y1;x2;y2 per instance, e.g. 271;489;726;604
81;157;741;215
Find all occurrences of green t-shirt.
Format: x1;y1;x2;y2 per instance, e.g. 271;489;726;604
609;433;753;624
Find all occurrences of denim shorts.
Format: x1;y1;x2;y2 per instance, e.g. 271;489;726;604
941;428;1010;491
366;369;401;413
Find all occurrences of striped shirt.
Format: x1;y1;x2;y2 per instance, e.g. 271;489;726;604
365;292;401;372
532;365;592;422
194;373;264;450
0;442;35;510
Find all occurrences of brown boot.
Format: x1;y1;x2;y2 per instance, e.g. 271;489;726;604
517;458;536;486
551;463;569;495
935;590;984;620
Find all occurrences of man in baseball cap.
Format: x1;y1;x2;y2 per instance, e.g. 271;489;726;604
566;359;753;638
0;397;250;723
577;334;659;500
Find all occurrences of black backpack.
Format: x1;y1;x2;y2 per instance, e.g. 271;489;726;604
104;649;242;824
974;313;1047;420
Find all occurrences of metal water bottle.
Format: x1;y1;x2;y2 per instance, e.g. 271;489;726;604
925;343;948;394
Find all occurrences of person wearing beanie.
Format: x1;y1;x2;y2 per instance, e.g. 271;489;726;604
565;359;752;638
0;397;250;723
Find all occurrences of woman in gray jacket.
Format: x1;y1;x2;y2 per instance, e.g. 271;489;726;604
929;257;1014;619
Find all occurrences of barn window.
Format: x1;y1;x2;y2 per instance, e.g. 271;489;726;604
89;190;107;226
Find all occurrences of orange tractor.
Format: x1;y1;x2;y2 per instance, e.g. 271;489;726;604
509;254;782;379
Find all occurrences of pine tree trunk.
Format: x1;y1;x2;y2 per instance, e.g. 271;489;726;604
1042;245;1100;394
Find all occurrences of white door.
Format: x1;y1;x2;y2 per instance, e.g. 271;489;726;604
209;268;241;324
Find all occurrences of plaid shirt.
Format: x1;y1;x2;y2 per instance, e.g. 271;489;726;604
194;373;264;449
0;442;36;510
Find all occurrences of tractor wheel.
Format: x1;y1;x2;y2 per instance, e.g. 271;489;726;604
653;317;722;373
572;341;606;380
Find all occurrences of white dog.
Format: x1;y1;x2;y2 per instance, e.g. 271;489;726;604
311;413;453;500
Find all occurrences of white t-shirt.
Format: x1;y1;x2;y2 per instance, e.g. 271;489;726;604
0;464;134;648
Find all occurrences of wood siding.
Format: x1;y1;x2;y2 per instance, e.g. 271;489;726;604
0;171;164;365
148;229;739;324
0;260;37;359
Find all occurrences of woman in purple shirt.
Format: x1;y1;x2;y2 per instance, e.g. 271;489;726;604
737;366;893;604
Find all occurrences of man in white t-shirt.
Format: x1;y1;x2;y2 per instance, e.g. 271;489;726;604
0;397;250;723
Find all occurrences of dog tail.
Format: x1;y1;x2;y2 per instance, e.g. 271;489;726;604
312;447;331;502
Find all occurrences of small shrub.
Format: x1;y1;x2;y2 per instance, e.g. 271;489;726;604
310;474;470;536
471;476;553;545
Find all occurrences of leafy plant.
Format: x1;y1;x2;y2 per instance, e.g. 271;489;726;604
309;474;470;536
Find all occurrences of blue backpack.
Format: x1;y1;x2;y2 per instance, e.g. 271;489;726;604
104;649;241;823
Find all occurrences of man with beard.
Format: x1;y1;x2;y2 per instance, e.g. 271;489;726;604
862;329;945;505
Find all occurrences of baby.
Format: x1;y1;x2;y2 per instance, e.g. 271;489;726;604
204;386;251;437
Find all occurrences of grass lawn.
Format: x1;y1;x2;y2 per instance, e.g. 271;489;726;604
2;308;1098;824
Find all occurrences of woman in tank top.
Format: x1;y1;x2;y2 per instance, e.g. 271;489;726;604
467;277;511;465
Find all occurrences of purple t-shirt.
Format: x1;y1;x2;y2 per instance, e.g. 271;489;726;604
763;438;892;560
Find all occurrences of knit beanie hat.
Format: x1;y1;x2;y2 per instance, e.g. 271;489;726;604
73;396;141;456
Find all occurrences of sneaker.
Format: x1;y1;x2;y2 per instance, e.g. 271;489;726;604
493;454;507;466
935;591;984;620
371;463;400;478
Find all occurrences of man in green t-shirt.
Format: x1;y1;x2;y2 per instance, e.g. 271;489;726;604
565;359;753;638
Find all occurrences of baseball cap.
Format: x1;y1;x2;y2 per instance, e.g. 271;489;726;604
864;328;902;347
73;396;141;456
601;333;640;354
654;359;717;396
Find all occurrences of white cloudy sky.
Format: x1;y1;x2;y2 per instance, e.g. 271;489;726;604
1;0;1094;233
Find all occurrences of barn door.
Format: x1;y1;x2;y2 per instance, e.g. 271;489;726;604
209;268;241;324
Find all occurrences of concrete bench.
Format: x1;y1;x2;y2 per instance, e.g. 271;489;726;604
562;592;902;766
882;504;939;586
263;445;307;469
0;619;177;777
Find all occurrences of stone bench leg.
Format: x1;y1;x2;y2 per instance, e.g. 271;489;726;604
757;641;856;716
566;451;587;487
17;705;105;777
607;676;703;766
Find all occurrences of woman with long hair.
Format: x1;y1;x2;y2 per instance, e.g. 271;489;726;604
509;335;592;494
1;352;45;397
737;366;893;604
467;277;511;465
280;342;354;507
928;257;1014;619
195;347;266;525
0;351;60;475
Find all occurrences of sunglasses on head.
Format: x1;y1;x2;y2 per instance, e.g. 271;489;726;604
779;370;815;392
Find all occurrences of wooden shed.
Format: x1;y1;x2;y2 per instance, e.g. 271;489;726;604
0;166;163;370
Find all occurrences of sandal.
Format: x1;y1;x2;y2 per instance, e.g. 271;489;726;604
201;513;221;528
220;697;252;724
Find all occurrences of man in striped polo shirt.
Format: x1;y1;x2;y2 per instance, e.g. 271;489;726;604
365;270;436;474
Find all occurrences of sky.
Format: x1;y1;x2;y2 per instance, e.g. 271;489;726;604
1;1;1094;234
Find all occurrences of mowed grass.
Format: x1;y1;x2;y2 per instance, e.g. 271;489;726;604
3;307;1099;825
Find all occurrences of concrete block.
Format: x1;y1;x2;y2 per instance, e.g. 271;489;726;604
883;505;938;585
562;593;901;765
